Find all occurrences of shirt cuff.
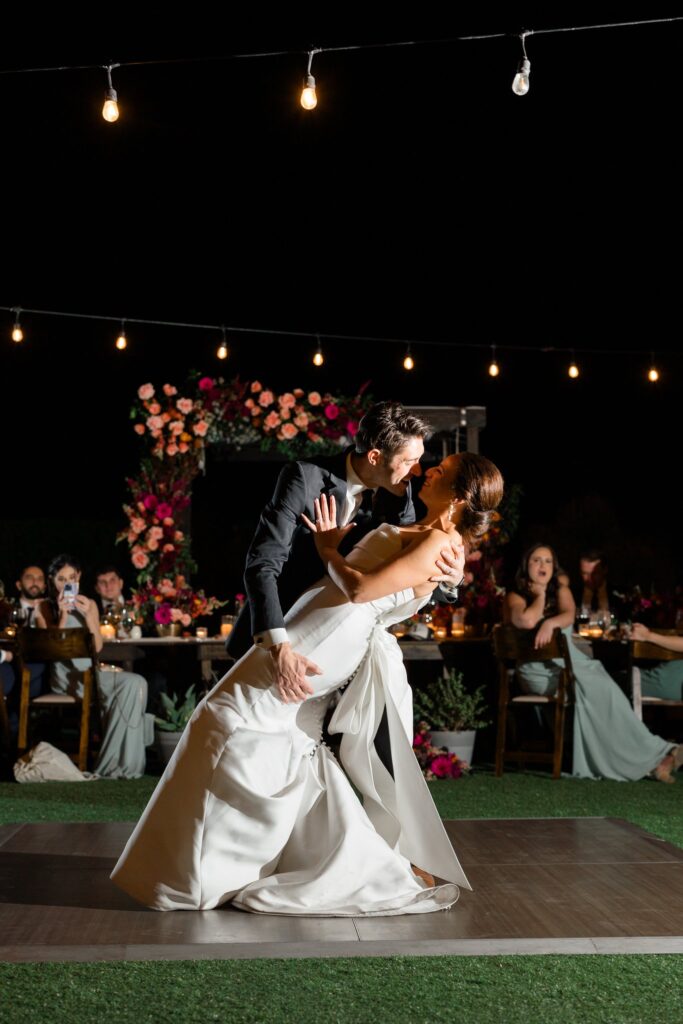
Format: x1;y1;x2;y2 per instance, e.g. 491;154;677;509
254;628;289;649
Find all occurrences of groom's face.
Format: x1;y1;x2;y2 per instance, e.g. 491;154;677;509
376;437;424;495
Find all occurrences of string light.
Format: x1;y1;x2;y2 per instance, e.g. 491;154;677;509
115;320;127;350
403;347;414;371
648;353;659;382
102;64;120;122
488;345;499;377
300;50;319;110
313;338;324;366
512;33;531;95
11;307;24;343
568;351;579;378
217;327;228;360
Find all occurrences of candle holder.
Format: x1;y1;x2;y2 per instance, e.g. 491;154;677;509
195;626;208;639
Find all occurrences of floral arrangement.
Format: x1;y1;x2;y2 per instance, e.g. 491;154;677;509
130;574;224;628
412;724;470;780
130;376;373;461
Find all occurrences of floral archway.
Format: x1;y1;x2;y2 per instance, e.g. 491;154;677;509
119;375;374;627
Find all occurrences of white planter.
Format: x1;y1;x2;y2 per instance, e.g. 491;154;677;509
154;729;183;766
429;729;476;765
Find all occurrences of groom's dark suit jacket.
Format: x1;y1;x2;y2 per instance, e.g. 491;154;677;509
226;448;416;659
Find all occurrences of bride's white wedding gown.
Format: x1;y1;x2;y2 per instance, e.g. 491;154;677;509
111;524;470;915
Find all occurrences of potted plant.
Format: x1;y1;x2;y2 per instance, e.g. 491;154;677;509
154;685;197;765
413;669;491;766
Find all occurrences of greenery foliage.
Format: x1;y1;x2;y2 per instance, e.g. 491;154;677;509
413;669;492;732
154;685;197;732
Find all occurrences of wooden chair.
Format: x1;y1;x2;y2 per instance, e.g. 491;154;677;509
492;623;575;779
16;627;97;772
631;635;683;722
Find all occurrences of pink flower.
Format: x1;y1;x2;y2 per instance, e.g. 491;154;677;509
346;419;359;437
279;423;298;440
156;503;173;519
146;415;164;431
134;423;145;436
279;392;296;409
293;388;304;397
176;398;194;415
131;549;149;570
413;732;427;747
430;755;456;778
162;516;174;527
198;377;215;392
147;538;159;551
180;613;192;627
169;420;184;435
259;390;274;407
193;420;209;437
279;407;291;420
307;431;321;442
245;398;255;410
251;381;262;393
138;383;155;401
294;413;309;428
264;411;281;430
163;383;178;396
166;443;179;457
154;604;173;625
130;517;146;534
324;403;339;420
308;391;322;406
174;531;184;542
143;495;158;511
170;608;183;622
148;401;161;415
148;526;164;541
162;543;175;553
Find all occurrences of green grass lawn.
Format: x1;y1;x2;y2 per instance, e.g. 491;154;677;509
1;770;682;1024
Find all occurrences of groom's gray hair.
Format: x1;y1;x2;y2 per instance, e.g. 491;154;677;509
354;401;433;458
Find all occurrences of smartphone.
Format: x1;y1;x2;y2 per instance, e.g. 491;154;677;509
63;581;79;609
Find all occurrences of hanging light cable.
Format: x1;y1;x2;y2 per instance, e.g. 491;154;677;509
568;350;579;378
300;49;319;110
11;307;24;343
102;64;120;122
648;352;660;382
313;336;324;366
115;319;127;350
403;346;414;370
488;345;500;376
512;32;531;96
217;327;228;360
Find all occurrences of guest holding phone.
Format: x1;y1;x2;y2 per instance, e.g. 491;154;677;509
37;554;153;778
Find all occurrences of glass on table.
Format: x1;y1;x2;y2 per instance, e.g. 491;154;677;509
220;615;236;638
577;605;591;637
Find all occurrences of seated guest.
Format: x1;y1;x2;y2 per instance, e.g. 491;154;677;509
37;554;152;778
15;565;48;626
577;548;612;617
93;566;128;617
504;543;681;782
94;564;167;714
629;623;683;701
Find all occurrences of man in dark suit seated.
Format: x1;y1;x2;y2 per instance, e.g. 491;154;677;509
227;400;465;773
0;565;48;736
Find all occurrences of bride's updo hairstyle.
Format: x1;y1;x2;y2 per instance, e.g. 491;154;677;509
451;453;504;543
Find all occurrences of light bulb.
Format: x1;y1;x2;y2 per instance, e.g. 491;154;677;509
217;343;228;360
568;362;579;379
11;324;24;343
488;360;500;377
115;330;127;350
313;347;324;366
301;75;317;110
403;353;414;371
512;58;531;96
648;366;659;382
102;89;119;122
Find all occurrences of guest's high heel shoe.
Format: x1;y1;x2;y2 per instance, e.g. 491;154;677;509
672;745;683;772
653;752;676;784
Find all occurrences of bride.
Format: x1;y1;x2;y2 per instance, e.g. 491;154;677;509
111;452;504;915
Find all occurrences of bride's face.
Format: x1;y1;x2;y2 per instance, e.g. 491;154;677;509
419;454;461;510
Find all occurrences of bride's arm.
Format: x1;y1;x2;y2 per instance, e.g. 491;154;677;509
303;494;448;603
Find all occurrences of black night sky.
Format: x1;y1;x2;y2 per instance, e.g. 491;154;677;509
1;9;681;600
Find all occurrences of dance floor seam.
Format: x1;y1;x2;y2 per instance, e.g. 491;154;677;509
1;817;683;962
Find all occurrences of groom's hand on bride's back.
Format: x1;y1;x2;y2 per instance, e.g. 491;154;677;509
270;642;322;703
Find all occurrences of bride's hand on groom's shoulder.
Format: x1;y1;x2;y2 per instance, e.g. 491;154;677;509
302;493;356;554
429;531;465;586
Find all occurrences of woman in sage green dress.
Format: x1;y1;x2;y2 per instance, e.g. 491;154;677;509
503;544;681;782
629;622;683;701
36;554;152;778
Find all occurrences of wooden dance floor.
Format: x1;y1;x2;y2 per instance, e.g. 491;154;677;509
2;817;683;962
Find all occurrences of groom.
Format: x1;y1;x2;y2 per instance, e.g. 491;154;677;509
227;401;465;763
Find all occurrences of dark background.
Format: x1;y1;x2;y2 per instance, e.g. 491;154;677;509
1;9;681;602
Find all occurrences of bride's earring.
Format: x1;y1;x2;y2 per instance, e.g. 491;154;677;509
448;498;458;523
